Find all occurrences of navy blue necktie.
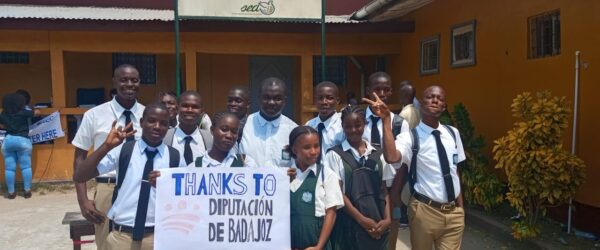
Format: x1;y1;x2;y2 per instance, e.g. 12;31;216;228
123;110;134;142
184;136;193;165
432;130;455;202
317;123;325;163
370;116;381;146
133;149;157;241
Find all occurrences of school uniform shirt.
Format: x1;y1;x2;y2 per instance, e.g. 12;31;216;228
199;113;212;130
363;107;410;170
72;97;144;178
171;126;208;162
189;149;258;168
364;107;409;145
399;104;420;129
239;112;298;168
324;139;396;191
395;121;466;203
96;140;186;227
305;112;345;157
290;161;344;217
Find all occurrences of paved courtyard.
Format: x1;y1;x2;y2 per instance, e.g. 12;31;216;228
0;189;527;250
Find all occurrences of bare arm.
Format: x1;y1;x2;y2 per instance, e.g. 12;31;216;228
389;165;408;206
456;169;464;207
310;207;337;250
340;182;378;238
374;185;392;237
362;94;402;163
73;148;105;224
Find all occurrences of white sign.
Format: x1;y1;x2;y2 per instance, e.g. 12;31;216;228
178;0;322;20
155;167;291;250
0;130;5;146
28;111;64;143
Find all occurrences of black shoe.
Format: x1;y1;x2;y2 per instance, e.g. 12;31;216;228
7;193;16;199
23;191;32;199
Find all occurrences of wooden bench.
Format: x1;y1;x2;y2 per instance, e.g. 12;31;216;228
62;212;95;250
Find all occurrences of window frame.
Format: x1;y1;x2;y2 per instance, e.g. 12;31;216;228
112;53;157;85
450;19;477;68
419;34;440;75
528;10;561;59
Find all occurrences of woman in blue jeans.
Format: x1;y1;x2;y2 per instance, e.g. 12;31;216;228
0;93;37;199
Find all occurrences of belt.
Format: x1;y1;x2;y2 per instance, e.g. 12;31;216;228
413;192;456;212
112;222;154;234
95;177;117;184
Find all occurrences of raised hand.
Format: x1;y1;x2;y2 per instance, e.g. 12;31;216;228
104;120;137;148
362;92;391;120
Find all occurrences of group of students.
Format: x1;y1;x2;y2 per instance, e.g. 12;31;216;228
72;63;466;250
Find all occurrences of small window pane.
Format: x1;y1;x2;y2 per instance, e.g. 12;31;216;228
112;53;157;84
313;56;347;86
450;20;476;67
420;35;439;75
529;10;560;59
0;52;29;64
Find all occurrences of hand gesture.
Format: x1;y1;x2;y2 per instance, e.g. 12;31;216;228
287;168;297;182
104;120;136;148
373;219;391;238
148;170;161;188
78;199;106;224
359;216;378;239
362;93;391;120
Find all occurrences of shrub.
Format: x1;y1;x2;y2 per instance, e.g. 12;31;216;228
493;91;585;239
444;103;504;211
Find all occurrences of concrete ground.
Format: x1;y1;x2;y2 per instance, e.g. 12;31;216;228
0;189;524;250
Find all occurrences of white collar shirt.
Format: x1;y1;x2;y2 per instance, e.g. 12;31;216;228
324;139;395;191
171;126;207;162
305;112;345;157
188;149;258;168
72;97;145;177
290;162;344;217
399;104;420;129
364;107;409;145
394;121;466;203
239;112;298;168
96;140;186;227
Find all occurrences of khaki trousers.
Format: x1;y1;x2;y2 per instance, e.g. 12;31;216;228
408;198;464;250
94;182;116;250
106;231;154;250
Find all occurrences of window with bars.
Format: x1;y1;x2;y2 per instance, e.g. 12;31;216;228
112;53;157;84
420;35;440;75
0;52;29;64
451;20;476;67
529;10;560;59
313;56;347;86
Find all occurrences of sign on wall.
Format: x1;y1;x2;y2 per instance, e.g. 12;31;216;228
178;0;322;20
29;111;65;144
154;167;291;250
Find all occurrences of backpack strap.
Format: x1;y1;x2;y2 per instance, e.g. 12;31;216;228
408;128;420;194
167;145;180;167
330;145;357;194
366;145;384;180
163;128;176;146
112;140;136;205
199;129;213;151
231;154;246;167
442;124;457;149
195;156;204;167
392;114;404;137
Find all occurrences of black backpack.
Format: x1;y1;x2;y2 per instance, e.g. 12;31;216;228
331;145;386;221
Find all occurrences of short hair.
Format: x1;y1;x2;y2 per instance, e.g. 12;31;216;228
112;64;138;77
367;72;392;86
15;89;31;105
158;91;177;100
340;105;366;125
178;91;202;103
288;126;318;159
142;101;168;117
229;85;250;100
2;93;25;115
260;77;286;94
315;81;339;96
210;111;239;129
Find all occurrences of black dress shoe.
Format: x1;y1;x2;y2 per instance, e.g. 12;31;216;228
7;193;16;199
23;191;32;199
